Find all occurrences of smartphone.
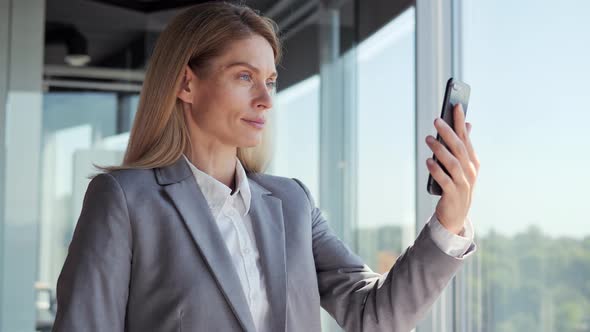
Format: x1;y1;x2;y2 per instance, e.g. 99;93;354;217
427;78;471;196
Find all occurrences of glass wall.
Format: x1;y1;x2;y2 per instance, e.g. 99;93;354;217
37;92;134;328
355;7;416;274
270;75;320;201
460;1;590;331
271;2;418;330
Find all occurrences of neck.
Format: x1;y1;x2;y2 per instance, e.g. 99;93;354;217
185;132;238;191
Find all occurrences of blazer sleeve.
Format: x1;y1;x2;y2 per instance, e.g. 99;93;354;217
292;178;476;332
52;173;132;332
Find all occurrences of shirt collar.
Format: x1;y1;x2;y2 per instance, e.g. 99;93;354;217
182;154;251;218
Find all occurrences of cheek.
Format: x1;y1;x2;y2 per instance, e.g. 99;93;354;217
222;86;251;108
200;99;247;136
194;82;253;133
196;89;239;120
215;89;251;120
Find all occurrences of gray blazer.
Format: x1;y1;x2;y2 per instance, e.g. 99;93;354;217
52;157;475;332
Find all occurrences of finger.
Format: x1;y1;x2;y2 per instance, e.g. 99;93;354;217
426;135;468;186
454;104;468;140
426;158;454;193
464;122;480;172
434;118;470;174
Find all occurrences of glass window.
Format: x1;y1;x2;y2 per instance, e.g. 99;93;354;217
461;1;590;331
37;91;133;327
356;7;416;273
270;75;321;201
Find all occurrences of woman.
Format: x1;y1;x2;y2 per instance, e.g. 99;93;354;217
52;2;480;332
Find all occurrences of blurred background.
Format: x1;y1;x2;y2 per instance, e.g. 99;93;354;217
0;0;588;331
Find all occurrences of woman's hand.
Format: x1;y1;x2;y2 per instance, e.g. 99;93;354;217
425;104;480;235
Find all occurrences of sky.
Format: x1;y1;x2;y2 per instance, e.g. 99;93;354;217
461;0;590;238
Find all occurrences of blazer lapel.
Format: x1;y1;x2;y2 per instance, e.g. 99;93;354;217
248;177;287;332
156;159;256;332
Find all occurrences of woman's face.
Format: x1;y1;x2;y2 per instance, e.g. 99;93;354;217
181;34;277;148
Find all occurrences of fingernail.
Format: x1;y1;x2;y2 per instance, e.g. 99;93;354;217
426;136;434;143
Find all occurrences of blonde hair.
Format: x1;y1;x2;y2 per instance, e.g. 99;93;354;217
99;1;282;174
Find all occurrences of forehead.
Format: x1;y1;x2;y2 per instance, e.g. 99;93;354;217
215;35;277;75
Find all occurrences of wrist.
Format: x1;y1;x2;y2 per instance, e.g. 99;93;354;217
437;215;465;235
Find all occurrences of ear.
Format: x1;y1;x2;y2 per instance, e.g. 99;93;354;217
176;65;197;104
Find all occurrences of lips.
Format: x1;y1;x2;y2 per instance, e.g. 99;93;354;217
242;118;266;129
243;118;265;124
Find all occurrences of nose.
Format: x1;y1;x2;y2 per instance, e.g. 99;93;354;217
254;83;273;111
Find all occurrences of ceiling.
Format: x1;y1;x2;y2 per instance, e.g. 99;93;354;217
43;0;409;92
44;0;315;69
87;0;218;12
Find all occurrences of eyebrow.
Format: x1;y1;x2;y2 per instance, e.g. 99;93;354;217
225;62;278;79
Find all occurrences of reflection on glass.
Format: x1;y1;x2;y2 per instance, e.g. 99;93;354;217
462;1;590;331
37;92;134;327
355;8;416;273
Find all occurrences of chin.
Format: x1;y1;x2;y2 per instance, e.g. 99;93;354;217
241;141;261;148
239;136;262;148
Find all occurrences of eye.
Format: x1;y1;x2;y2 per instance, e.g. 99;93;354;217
266;81;277;89
239;73;252;82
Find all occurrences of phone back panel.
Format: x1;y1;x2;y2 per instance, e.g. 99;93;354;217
427;78;471;195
